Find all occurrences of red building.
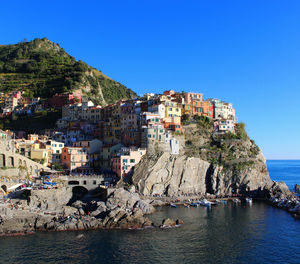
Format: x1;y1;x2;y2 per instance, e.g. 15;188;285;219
49;93;81;108
93;121;105;140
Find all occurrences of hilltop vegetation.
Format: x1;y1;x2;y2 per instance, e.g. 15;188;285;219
0;38;136;104
183;117;260;172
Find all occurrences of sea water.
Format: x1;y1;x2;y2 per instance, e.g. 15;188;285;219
0;160;299;264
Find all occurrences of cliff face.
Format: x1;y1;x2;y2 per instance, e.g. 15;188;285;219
132;150;271;197
131;120;279;197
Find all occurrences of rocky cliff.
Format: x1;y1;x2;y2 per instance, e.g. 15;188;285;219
131;118;289;198
0;187;157;235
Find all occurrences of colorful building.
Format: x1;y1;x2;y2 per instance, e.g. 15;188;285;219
214;119;235;133
49;93;81;108
183;92;203;104
61;146;89;172
111;147;146;178
191;101;214;118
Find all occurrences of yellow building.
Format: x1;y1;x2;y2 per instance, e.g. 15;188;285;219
30;149;49;166
182;104;192;116
164;101;182;118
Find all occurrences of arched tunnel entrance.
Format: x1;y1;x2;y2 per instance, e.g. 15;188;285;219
68;186;89;204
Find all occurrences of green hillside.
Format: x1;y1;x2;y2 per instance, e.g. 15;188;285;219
0;38;136;104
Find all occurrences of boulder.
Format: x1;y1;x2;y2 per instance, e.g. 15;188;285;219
78;208;85;216
176;219;184;225
160;218;176;228
63;206;77;217
295;184;300;194
134;200;155;214
28;188;73;212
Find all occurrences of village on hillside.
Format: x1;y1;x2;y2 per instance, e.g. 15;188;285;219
0;90;236;181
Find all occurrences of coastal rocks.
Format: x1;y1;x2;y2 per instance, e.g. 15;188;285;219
134;200;155;214
28;187;73;212
264;181;290;199
269;196;300;216
0;186;159;235
295;184;300;194
159;218;184;228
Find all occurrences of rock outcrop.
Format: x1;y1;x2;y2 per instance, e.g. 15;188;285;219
131;123;284;198
132;150;272;197
0;187;156;235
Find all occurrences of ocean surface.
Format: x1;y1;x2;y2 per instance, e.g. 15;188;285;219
0;160;299;264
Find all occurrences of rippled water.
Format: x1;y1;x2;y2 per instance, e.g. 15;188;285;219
0;161;299;264
267;160;300;190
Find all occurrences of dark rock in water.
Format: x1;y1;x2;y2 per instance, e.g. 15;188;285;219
160;218;177;228
295;184;300;194
176;219;184;225
265;181;290;198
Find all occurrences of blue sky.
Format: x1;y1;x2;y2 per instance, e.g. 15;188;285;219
1;0;299;159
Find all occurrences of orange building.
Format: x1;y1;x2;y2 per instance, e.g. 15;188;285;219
191;101;214;118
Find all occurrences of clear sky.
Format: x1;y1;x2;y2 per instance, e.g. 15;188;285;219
1;0;299;159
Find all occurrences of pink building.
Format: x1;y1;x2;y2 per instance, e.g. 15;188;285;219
184;92;203;104
61;146;89;172
111;147;146;178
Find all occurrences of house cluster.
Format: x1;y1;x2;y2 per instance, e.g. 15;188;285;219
2;89;236;178
0;91;81;117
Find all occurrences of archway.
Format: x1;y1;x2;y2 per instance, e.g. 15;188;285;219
7;156;14;167
0;154;5;167
68;186;89;204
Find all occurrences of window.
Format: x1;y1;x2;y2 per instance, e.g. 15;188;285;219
123;159;127;163
83;180;87;185
130;159;135;163
93;180;97;185
64;156;66;160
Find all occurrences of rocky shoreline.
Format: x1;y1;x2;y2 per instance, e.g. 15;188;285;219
0;180;299;236
0;187;183;236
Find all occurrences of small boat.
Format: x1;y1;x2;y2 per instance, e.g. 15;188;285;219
184;203;190;208
198;199;212;207
170;203;177;208
190;203;199;207
245;198;252;204
232;198;241;203
219;200;227;204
